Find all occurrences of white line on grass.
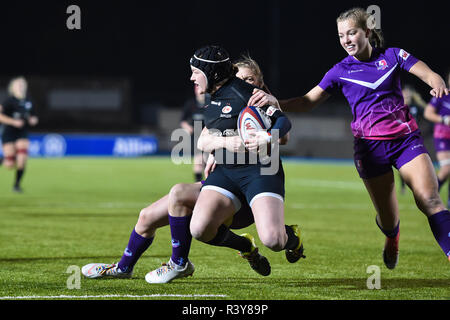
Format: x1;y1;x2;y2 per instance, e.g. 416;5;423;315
0;294;228;300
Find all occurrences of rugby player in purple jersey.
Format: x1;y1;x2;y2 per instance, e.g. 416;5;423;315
424;70;450;207
249;8;450;268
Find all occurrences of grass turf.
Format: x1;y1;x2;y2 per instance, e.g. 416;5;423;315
0;157;449;300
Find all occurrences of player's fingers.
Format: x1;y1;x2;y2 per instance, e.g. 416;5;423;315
249;93;263;107
247;96;258;106
253;91;266;105
248;90;263;104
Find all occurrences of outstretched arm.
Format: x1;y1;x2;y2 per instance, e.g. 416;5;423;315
279;86;331;112
248;85;330;113
409;61;449;98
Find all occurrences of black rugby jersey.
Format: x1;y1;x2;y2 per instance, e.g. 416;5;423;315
204;77;286;167
1;96;35;130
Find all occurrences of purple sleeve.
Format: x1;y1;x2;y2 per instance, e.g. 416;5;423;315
318;65;340;95
390;47;419;71
429;96;440;108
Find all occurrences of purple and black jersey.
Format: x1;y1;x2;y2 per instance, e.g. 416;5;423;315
429;95;450;139
319;47;419;140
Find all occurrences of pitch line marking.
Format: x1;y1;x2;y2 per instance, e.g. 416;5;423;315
0;294;228;300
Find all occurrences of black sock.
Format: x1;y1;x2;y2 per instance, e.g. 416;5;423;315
15;168;24;187
283;225;300;250
447;183;450;205
194;172;202;182
206;225;252;252
375;217;399;239
438;178;444;192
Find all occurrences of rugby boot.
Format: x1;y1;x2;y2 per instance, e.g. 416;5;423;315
285;225;306;263
238;233;271;276
383;231;400;269
145;258;195;284
81;262;132;279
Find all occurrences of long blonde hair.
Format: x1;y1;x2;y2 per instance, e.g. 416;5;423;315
336;7;384;48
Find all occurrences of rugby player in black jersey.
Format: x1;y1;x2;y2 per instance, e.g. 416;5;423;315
82;53;303;283
145;45;304;283
0;77;38;193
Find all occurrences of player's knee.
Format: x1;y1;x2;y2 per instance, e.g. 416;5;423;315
169;184;191;206
137;207;153;227
415;189;443;213
3;156;15;169
3;160;15;169
135;206;158;236
189;219;210;242
259;230;286;252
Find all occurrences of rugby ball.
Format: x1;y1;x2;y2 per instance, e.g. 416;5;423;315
237;106;272;142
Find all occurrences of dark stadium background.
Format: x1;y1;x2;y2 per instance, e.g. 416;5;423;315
0;0;448;157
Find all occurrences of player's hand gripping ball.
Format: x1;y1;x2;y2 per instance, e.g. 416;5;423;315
237;106;272;151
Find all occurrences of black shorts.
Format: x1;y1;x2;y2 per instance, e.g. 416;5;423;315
2;127;28;144
229;193;254;229
202;162;285;229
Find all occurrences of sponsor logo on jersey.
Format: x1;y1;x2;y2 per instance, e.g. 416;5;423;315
340;63;398;90
221;105;232;113
375;59;388;70
266;106;277;116
211;100;221;106
399;49;410;61
223;129;238;136
348;69;364;74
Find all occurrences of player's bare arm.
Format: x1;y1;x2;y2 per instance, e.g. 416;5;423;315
278;85;331;113
197;127;245;153
409;61;449;98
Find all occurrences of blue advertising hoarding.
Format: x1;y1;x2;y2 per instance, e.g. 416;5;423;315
0;133;158;157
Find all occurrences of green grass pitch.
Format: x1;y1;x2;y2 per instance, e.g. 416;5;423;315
0;157;449;300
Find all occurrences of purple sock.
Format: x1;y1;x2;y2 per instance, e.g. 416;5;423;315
118;229;153;272
428;210;450;258
169;215;192;266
